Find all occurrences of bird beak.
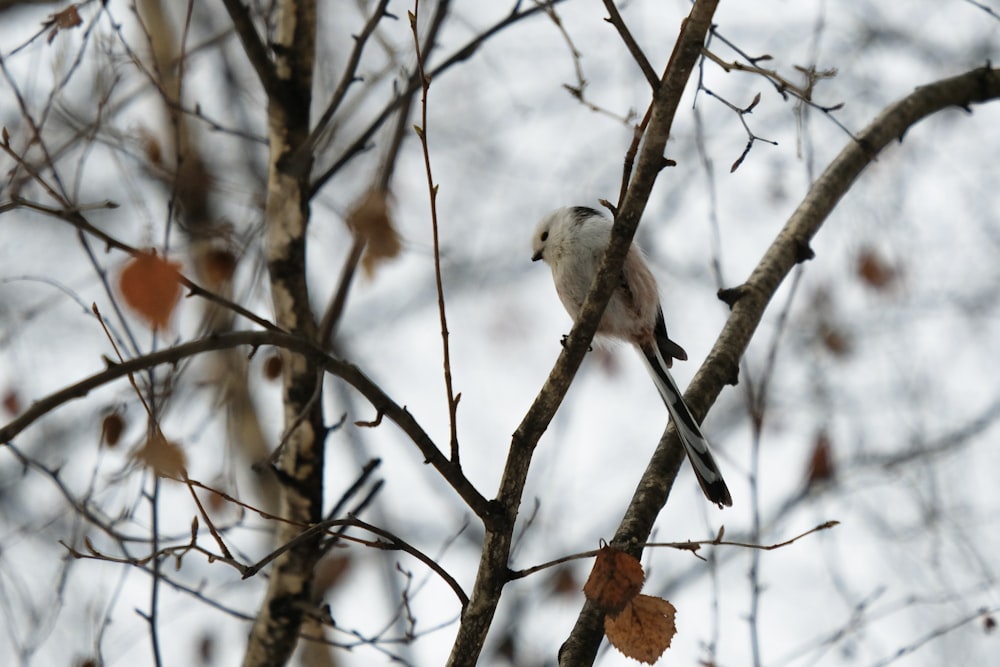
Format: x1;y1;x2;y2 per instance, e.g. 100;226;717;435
531;250;543;262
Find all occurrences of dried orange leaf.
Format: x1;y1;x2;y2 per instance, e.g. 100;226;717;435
46;4;82;43
346;188;401;278
604;594;677;665
819;320;852;358
583;546;644;615
119;252;183;330
135;432;187;479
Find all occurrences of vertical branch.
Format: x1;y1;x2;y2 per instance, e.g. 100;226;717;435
241;1;322;666
144;475;164;667
411;2;461;464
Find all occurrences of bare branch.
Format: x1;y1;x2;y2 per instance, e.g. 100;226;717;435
448;2;722;665
0;330;493;520
602;0;659;89
219;0;282;100
309;0;569;199
560;63;1000;665
410;3;461;465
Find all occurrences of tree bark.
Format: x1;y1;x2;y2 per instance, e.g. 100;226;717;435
241;2;322;666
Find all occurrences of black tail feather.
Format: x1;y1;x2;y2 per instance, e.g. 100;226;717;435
639;343;732;508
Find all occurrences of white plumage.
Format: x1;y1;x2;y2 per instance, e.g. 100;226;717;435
532;206;732;508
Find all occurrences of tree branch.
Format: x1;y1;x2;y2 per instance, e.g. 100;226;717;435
219;0;282;100
446;2;721;665
0;330;492;521
308;0;568;199
559;63;1000;665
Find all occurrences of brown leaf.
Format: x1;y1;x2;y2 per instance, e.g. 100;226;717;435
806;430;836;486
52;5;82;29
856;246;899;291
136;126;163;166
2;390;20;416
347;188;401;278
101;412;125;447
549;566;580;596
604;594;677;665
583;546;644;616
46;4;82;43
819;321;853;357
119;252;183;330
202;248;237;288
313;554;352;596
196;633;216;665
135;432;187;479
263;353;283;380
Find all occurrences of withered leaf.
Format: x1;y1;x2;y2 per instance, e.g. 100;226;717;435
583;546;644;616
346;188;401;278
604;594;677;665
135;432;187;479
119;252;183;330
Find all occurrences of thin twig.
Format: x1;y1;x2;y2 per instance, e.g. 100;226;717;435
602;0;659;89
411;3;461;464
318;236;365;347
218;0;281;99
309;0;568;199
6;196;282;332
301;0;394;158
545;2;635;125
508;521;839;580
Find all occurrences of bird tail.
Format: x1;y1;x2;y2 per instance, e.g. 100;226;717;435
639;343;732;508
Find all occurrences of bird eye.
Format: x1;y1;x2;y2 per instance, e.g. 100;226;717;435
540;231;549;242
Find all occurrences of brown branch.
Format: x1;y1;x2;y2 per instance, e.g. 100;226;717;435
410;4;461;465
447;3;721;666
317;1;450;348
219;0;282;100
560;63;1000;665
299;0;394;160
546;3;635;125
0;330;492;520
602;0;659;90
238;516;468;607
309;0;569;199
507;521;839;581
317;235;365;347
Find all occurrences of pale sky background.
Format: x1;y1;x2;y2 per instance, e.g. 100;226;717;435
1;1;999;666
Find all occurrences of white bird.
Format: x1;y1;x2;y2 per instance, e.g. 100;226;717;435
532;206;732;508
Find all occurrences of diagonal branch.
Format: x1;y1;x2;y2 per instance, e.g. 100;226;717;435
559;63;1000;665
309;0;568;199
446;2;721;666
219;0;282;100
0;330;493;520
298;0;394;160
602;0;658;89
